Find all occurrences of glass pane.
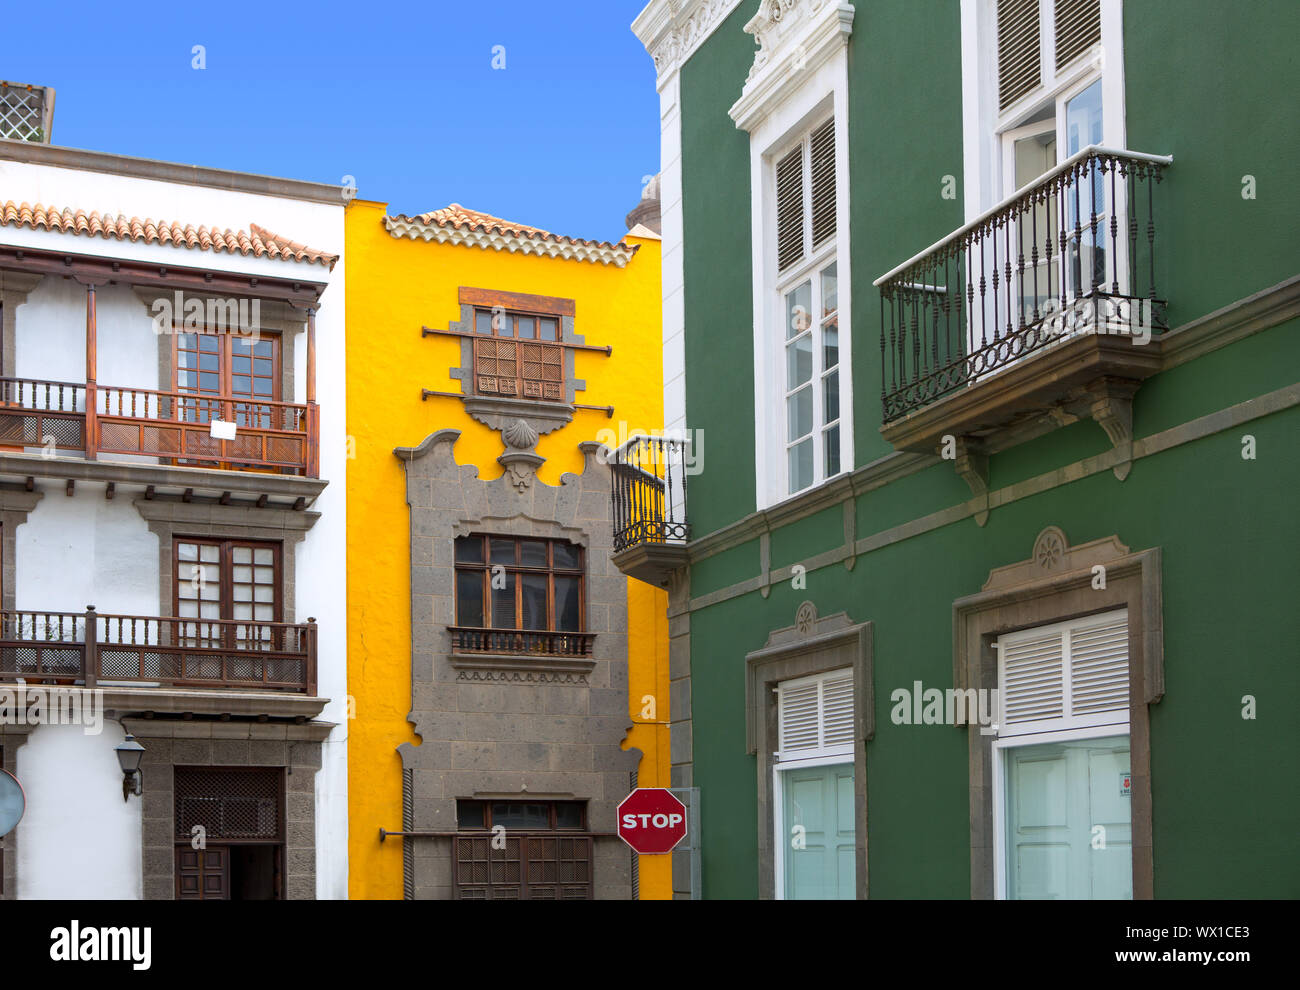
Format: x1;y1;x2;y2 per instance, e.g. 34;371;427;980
498;315;514;337
788;438;813;494
489;539;515;564
177;542;199;562
456;571;484;627
786;332;812;392
823;369;839;424
518;317;536;339
555;802;583;829
1065;80;1103;156
554;576;581;632
457;800;486;829
520;540;547;568
455;537;484;564
539;318;558;342
787;385;812;441
490;802;550;830
491;573;516;629
820;262;838;316
521;574;548;631
199;352;218;372
1004;734;1132;900
475;311;493;335
781;763;855;899
823;325;839;371
824;424;841;477
553;542;582;570
254;548;274;565
785;281;812;340
1014;130;1057;190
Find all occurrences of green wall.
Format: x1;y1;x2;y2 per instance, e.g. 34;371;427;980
675;0;1300;899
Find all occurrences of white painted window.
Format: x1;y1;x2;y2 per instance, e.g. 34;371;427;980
773;668;855;899
962;0;1126;218
774;120;843;497
992;609;1133;899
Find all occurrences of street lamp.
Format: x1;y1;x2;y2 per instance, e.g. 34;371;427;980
115;734;145;802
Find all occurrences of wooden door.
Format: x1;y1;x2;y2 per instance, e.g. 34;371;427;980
176;846;229;900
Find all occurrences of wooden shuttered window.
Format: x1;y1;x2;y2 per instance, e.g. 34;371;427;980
999;610;1129;736
1054;0;1101;71
776;146;805;272
776;669;854;760
997;0;1041;110
809;119;837;250
776;118;838;274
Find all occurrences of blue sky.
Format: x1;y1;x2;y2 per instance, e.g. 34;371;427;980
1;0;660;243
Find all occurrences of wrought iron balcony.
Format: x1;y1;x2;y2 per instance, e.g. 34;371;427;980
609;435;690;586
0;378;319;476
0;608;317;694
876;146;1171;452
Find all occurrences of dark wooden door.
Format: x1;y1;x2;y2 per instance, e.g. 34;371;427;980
176;846;229;900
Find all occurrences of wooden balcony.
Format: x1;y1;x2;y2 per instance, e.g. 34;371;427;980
448;625;596;658
0;608;317;694
0;378;319;477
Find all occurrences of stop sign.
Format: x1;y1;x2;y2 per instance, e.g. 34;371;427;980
617;788;687;854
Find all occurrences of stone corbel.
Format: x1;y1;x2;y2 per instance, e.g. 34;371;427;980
951;437;990;527
1085;377;1141;481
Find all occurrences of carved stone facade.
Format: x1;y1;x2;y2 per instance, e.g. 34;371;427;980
394;430;639;899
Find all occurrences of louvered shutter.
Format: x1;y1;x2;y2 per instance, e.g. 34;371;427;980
999;610;1129;736
1054;0;1101;70
997;0;1041;110
776;145;805;272
777;669;855;759
809;119;837;249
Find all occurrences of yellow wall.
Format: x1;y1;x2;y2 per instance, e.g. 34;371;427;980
345;199;669;898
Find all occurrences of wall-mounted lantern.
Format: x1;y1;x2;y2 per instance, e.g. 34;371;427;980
115;734;145;801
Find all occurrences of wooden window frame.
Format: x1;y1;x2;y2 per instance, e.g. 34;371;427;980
455;799;588;832
470;307;566;402
172;324;282;405
172;537;284;624
453;535;585;634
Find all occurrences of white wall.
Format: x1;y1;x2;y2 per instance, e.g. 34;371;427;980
17;721;142;899
2;152;348;899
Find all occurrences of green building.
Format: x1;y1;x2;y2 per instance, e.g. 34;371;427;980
619;0;1299;899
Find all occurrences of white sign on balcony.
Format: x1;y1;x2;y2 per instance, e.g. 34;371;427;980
209;419;237;440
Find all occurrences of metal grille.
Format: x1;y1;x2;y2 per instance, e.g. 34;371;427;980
0;82;52;142
810;119;837;249
1055;0;1100;70
997;0;1041;110
454;835;592;900
175;767;281;841
776;145;805;271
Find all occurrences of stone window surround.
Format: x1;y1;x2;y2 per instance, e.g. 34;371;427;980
0;270;44;379
123;716;330;900
0;487;42;612
0;728;32;899
132;497;319;624
953;526;1164;900
745;602;874;899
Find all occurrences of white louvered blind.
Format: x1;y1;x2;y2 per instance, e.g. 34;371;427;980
997;0;1041;111
998;609;1129;736
776;145;805;272
1054;0;1101;70
809;119;837;249
777;669;854;760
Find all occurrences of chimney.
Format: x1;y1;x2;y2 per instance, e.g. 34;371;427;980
626;173;662;235
0;81;55;143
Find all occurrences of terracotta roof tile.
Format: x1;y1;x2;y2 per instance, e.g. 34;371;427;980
386;203;638;267
0;201;338;269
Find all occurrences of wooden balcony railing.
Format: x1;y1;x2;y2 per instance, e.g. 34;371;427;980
448;626;596;658
0;608;317;693
0;378;319;476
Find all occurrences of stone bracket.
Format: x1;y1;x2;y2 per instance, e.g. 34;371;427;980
1084;377;1140;481
951;437;990;527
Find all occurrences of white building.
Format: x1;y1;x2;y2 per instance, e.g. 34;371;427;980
0;125;347;900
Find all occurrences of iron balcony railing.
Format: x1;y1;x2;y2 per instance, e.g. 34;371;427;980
609;435;690;554
0;378;319;476
0;607;317;693
876;146;1172;424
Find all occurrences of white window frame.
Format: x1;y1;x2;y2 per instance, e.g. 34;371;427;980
745;55;854;512
771;666;855;900
962;0;1127;222
991;607;1131;900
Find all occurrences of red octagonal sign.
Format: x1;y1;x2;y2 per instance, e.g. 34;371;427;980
617;788;687;854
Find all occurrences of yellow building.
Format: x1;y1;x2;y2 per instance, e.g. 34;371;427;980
345;194;669;899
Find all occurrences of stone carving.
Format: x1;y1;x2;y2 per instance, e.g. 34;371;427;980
795;600;818;634
503;418;539;451
1034;526;1068;571
646;0;740;77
